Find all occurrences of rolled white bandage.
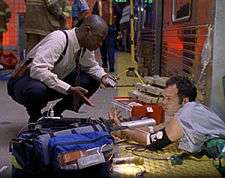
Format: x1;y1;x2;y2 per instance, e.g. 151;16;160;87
146;133;151;145
148;126;154;133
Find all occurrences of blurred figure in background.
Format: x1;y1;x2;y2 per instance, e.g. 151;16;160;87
0;0;11;53
101;24;117;72
72;0;90;27
120;4;130;52
93;0;117;72
24;0;68;52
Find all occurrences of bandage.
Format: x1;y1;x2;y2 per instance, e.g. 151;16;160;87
146;132;151;145
148;126;154;133
146;128;172;150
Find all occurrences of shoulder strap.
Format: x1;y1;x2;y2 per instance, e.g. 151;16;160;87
54;30;69;66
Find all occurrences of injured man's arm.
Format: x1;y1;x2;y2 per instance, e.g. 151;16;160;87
109;109;183;150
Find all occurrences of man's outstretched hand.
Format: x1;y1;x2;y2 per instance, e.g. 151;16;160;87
67;86;94;107
108;108;123;126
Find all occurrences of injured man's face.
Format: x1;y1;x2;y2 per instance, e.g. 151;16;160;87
162;84;180;114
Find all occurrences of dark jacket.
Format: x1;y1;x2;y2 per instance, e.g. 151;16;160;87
24;0;67;36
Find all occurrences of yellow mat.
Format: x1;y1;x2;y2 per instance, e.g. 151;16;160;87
116;52;142;96
112;143;222;178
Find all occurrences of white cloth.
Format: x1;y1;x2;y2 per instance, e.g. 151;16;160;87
176;102;225;153
27;28;106;95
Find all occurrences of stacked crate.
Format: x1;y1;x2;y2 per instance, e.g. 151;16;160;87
128;75;168;104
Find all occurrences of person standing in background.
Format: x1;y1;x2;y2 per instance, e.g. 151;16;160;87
93;0;117;72
72;0;90;27
24;0;68;52
102;24;117;72
0;0;11;53
120;4;130;52
71;0;97;27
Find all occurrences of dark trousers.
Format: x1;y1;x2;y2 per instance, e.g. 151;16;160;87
7;71;100;123
100;25;116;72
100;43;115;72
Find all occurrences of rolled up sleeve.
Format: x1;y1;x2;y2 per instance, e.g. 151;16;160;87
80;50;107;80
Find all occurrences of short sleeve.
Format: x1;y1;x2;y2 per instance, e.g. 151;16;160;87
176;103;208;153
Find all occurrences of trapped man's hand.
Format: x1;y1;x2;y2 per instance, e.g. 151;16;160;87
108;108;129;140
67;86;94;107
108;108;123;126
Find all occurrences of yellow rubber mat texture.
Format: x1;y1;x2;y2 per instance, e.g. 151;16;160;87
116;52;143;96
112;143;222;178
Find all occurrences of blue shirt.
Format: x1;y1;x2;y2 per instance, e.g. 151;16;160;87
72;0;89;18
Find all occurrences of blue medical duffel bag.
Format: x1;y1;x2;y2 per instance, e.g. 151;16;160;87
10;117;114;178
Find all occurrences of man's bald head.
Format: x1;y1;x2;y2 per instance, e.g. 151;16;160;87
81;15;108;36
77;15;108;51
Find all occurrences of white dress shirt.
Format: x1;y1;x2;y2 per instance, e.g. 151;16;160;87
27;28;106;95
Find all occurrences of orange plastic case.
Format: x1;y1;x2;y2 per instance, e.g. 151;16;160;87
112;97;164;124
